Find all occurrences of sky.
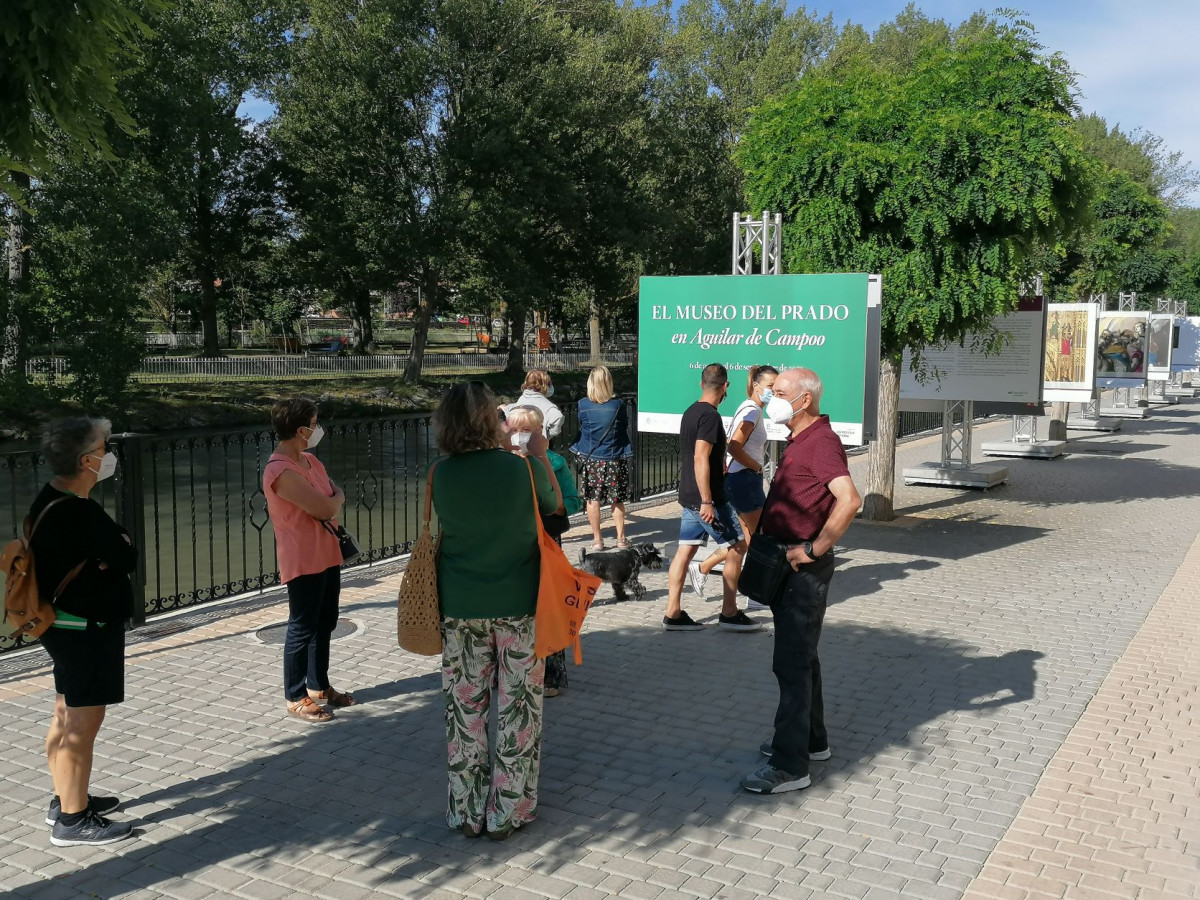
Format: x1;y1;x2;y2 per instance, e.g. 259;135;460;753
238;1;1200;206
812;0;1200;205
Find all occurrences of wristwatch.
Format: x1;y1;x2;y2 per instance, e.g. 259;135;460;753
802;540;815;558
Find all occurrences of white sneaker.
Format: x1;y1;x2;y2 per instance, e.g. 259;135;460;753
745;598;769;611
687;561;707;598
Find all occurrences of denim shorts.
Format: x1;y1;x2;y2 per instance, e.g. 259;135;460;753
724;468;767;514
678;501;744;548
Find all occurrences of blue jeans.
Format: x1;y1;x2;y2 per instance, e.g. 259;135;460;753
678;502;744;547
724;468;766;514
283;565;341;701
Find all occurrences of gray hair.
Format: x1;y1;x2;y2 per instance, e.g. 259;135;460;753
42;417;112;477
779;367;824;401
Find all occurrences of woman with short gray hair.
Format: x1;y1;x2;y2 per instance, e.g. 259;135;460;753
29;416;138;846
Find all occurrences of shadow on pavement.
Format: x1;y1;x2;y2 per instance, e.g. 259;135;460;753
28;604;1046;898
847;517;1050;559
829;558;941;604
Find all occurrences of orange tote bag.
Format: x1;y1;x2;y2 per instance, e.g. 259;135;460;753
525;461;601;664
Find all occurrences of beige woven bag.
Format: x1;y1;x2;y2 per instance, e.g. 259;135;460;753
397;462;443;656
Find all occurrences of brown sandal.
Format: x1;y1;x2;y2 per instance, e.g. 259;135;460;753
309;687;356;708
287;696;334;723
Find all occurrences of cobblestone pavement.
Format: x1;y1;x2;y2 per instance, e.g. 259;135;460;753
2;406;1198;900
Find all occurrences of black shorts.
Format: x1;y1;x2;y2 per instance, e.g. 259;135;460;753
39;620;126;708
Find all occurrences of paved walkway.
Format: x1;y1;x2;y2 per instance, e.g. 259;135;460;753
2;405;1199;899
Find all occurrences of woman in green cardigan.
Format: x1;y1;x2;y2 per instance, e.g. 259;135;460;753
431;381;561;841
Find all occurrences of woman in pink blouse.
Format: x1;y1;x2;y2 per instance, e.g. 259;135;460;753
263;398;356;723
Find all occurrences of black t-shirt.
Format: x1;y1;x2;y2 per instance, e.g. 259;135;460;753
28;483;137;623
679;400;726;508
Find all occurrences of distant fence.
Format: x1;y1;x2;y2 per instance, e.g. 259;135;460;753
25;350;636;384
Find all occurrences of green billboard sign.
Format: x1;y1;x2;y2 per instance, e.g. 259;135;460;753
637;274;881;444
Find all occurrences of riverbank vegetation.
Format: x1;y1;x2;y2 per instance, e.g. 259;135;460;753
0;366;639;441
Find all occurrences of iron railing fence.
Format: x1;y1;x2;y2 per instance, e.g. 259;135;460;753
24;351;636;384
0;396;673;652
1;401;954;653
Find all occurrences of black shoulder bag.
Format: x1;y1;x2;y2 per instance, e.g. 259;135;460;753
736;467;792;607
323;520;362;565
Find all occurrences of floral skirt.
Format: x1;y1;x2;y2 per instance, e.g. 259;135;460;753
578;457;631;505
441;616;544;834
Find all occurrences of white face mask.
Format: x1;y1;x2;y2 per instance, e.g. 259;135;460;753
87;451;118;483
765;395;799;425
545;384;555;398
305;424;325;449
511;431;532;451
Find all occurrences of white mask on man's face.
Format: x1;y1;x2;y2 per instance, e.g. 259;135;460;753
765;395;799;425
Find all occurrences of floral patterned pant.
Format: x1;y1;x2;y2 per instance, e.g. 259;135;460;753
441;616;544;834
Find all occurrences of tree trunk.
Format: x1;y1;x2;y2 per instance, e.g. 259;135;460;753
194;126;222;358
588;287;601;365
197;266;221;357
347;282;374;353
403;269;435;381
507;305;527;375
1047;401;1069;441
2;171;32;380
861;354;901;522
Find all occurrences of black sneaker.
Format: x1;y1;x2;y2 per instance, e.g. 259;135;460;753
741;765;811;794
50;809;133;847
759;740;832;761
718;610;764;632
662;610;705;631
46;794;121;826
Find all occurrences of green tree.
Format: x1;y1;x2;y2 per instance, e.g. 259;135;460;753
1076;113;1200;210
737;16;1093;520
0;0;159;197
433;0;666;374
1;1;166;381
125;0;288;357
270;0;436;357
29;151;174;404
1068;171;1172;298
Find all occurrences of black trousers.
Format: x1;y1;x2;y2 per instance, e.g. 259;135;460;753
283;565;341;701
768;553;834;777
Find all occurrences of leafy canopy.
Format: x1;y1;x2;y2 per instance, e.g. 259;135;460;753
0;0;160;195
737;17;1094;356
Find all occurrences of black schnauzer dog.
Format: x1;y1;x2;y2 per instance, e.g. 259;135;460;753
576;543;665;603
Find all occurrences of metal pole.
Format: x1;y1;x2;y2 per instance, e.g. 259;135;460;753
115;434;148;626
732;212;740;275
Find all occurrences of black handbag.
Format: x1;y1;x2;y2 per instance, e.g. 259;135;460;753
737;531;792;606
541;511;571;540
323;521;363;565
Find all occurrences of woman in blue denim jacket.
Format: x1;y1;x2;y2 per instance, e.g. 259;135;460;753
571;366;633;550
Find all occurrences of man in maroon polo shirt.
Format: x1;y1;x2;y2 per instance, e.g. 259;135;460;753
741;367;862;795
